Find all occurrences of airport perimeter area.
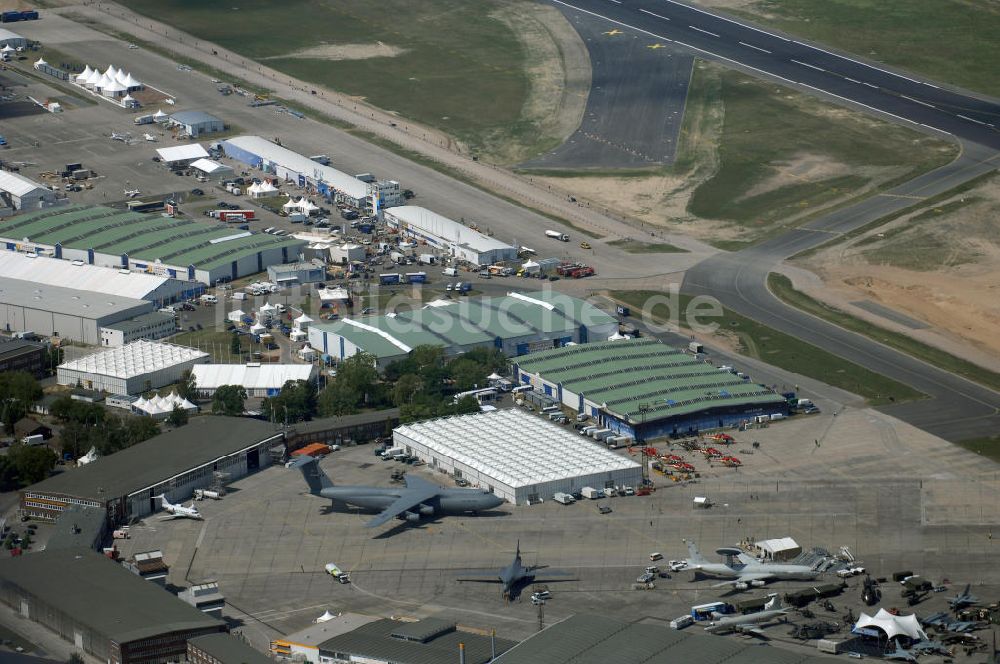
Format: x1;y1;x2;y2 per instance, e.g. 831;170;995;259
110;404;1000;655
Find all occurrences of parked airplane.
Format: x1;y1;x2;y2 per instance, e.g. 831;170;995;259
124;188;141;198
156;495;202;520
290;456;504;529
143;133;157;142
947;584;979;609
457;541;574;599
110;131;130;142
704;594;788;636
682;540;820;590
884;641;917;662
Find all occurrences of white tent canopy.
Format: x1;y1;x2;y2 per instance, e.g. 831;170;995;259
33;57;46;67
282;196;301;210
257;180;278;193
294;313;313;324
1;45;15;53
315;610;335;623
854;609;927;642
227;309;246;323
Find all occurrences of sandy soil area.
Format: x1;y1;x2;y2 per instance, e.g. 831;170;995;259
789;179;1000;369
265;43;406;62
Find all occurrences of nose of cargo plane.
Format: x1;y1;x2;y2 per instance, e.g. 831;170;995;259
485;493;504;509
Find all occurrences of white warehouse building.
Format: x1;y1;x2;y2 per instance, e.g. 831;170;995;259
383;206;517;266
191;363;317;398
0;171;60;210
221;136;403;212
392;410;643;505
57;340;210;394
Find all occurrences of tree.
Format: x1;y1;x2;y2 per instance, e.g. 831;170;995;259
8;444;56;484
262;380;317;424
317;383;358;417
230;334;242;359
166;405;189;427
50;396;105;425
0;371;43;433
176;370;198;401
67;653;86;664
453;395;481;415
449;358;485;392
212;385;247;416
392;374;424;406
59;420;90;460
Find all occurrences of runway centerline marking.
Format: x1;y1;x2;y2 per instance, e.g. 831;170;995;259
790;39;938;88
844;77;861;84
957;114;987;126
546;0;953;137
791;59;825;72
863;82;879;89
639;8;670;20
659;0;790;42
688;25;720;37
738;41;770;54
900;95;936;109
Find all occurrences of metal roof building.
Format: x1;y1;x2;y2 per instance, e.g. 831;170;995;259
0;277;154;345
0;205;305;284
513;339;789;441
0;170;58;210
57;339;209;394
168;111;225;137
99;311;178;347
221;135;402;212
0;28;27;49
272;613;381;663
495;614;838;664
383;206;517;266
393;410;642;505
0;549;225;664
308;291;618;369
20;417;284;524
0;250;202;305
191;363;317;397
317;618;515;664
155;143;210;164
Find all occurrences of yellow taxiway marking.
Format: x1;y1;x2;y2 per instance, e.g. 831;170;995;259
648;43;667;49
604;28;623;36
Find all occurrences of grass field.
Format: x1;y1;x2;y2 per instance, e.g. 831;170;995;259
169;327;253;364
125;0;545;159
684;64;957;240
956;436;1000;465
611;289;925;406
608;239;688;254
732;0;1000;97
767;273;1000;392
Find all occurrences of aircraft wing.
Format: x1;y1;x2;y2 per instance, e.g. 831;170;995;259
711;572;773;588
455;571;503;584
734;625;769;639
364;485;440;528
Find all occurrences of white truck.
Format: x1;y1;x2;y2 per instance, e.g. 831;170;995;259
418;254;437;265
553;492;576;505
324;563;351;583
380;446;405;459
581;486;603;500
545;230;569;242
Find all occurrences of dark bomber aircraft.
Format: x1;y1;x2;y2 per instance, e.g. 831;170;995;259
457;541;574;599
291;456;504;528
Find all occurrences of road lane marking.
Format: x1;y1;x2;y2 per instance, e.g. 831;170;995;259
639;8;670;20
844;77;860;84
688;25;719;37
609;0;622;4
790;39;938;88
660;0;790;41
863;82;879;89
547;0;952;136
957;114;987;125
738;41;770;53
900;95;936;109
791;59;825;72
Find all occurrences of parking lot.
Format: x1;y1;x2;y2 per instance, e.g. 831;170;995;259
108;402;1000;657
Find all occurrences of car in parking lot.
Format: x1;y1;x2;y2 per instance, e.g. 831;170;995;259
668;560;688;572
531;590;551;602
597;504;612;514
190;188;204;196
636;572;655;584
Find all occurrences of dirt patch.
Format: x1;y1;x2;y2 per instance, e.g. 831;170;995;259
265;43;406;62
482;1;590;163
796;178;1000;368
743;153;851;199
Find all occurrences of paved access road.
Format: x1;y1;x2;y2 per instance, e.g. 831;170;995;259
547;0;1000;148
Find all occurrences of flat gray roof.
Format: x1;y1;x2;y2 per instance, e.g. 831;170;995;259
0;277;152;321
100;311;175;334
318;619;515;664
188;633;273;664
0;549;223;644
0;338;45;361
45;505;106;551
170;110;222;125
24;417;283;501
495;614;839;664
289;408;400;437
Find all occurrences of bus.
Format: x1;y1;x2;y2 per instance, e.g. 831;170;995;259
453;388;498;406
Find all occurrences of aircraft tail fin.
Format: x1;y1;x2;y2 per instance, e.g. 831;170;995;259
290;456;333;495
685;539;708;565
764;594;782;611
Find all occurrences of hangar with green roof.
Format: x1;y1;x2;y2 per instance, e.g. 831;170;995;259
513;338;788;440
307;291;619;369
0;205;305;284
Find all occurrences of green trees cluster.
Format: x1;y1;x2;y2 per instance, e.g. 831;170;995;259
314;345;506;422
212;385;247;416
51;396;160;459
0;444;57;490
262;380;317;424
0;371;43;434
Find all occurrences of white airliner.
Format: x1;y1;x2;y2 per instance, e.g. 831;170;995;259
156;495;203;520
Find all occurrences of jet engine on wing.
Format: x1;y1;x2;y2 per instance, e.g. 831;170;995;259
404;511;421;522
418;504;435;516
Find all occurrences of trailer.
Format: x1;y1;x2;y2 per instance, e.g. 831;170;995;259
404;271;427;284
544;230;569;242
581;486;603;500
379;273;401;285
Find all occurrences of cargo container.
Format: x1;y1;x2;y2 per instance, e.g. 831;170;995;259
581;487;603;500
291;442;332;458
379;273;401;285
418;254;437;265
669;615;693;630
442;267;458;277
20;10;39;20
404;272;426;284
545;230;569;242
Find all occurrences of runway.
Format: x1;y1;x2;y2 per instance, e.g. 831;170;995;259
545;0;1000;149
542;0;1000;440
521;10;693;169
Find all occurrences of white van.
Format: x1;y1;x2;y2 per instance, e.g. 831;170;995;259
200;294;218;304
442;267;458;277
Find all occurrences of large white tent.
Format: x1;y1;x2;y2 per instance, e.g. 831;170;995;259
853;609;927;642
393;410;643;505
191;364;316;397
57;340;210;395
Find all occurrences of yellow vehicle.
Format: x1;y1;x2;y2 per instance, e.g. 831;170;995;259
580;242;591;250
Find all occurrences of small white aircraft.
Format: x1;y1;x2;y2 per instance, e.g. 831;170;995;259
156;495;203;520
143;133;158;142
110;132;131;143
124;188;141;198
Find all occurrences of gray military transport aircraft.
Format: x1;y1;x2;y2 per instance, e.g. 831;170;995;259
683;540;820;590
290;456;504;528
457;541;575;599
